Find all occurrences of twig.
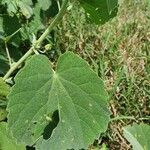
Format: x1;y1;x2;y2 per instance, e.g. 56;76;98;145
110;116;136;122
5;41;12;66
57;0;61;11
110;115;150;122
5;28;21;42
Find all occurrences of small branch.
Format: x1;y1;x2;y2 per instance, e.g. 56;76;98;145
110;116;136;122
110;116;150;122
5;42;12;66
3;0;68;81
110;115;150;122
57;0;61;11
5;28;21;42
35;0;68;47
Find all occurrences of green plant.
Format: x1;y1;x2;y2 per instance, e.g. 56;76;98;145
0;0;149;150
0;0;119;149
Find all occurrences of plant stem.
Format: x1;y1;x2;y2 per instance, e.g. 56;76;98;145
5;28;21;42
110;116;136;122
35;0;68;47
110;116;150;122
3;0;68;81
5;42;12;66
3;47;33;81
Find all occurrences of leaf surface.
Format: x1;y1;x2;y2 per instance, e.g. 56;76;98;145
0;122;25;150
123;123;150;150
2;0;33;18
7;52;110;149
79;0;118;24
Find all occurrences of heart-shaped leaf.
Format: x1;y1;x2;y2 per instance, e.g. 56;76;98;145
123;123;150;150
7;52;110;149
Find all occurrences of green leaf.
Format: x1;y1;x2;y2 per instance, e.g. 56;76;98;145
2;0;33;18
0;77;10;97
7;52;110;149
100;143;108;150
2;0;51;18
0;57;9;75
18;1;33;19
123;123;150;150
0;108;7;121
79;0;118;24
0;122;26;150
37;0;52;11
2;0;18;15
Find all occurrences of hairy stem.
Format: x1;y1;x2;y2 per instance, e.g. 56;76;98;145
110;116;136;122
110;116;150;122
3;0;68;81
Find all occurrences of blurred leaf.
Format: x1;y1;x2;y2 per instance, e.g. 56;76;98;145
1;0;18;15
0;122;26;150
0;108;7;121
18;1;33;19
2;0;33;18
79;0;118;24
0;77;10;97
123;123;150;150
100;144;108;150
38;0;52;11
0;53;9;75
